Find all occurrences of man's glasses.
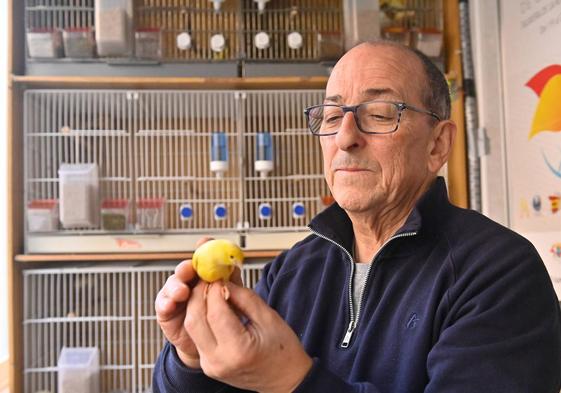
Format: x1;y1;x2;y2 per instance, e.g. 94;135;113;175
303;100;441;136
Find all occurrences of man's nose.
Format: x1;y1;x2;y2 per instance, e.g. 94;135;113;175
335;111;364;150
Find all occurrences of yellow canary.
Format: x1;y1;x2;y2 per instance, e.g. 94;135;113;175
192;239;244;283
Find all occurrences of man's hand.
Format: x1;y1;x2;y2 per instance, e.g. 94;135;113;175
155;258;202;368
185;280;313;393
154;238;242;368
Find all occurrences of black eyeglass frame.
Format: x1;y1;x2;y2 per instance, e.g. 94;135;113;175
303;100;441;136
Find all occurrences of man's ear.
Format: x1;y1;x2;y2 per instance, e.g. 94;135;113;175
427;120;457;174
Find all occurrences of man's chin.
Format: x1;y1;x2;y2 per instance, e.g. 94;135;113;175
335;195;375;214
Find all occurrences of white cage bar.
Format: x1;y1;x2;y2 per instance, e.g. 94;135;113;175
242;0;344;61
133;91;242;232
26;0;95;31
241;90;330;231
135;0;242;61
24;90;134;234
24;0;345;62
24;89;329;252
23;266;136;393
23;261;267;393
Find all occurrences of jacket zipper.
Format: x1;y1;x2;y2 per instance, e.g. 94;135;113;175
309;227;417;348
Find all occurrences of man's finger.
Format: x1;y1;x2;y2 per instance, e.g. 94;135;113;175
222;282;272;329
162;275;191;303
155;290;182;321
184;282;218;353
174;260;198;284
205;282;248;345
196;236;214;248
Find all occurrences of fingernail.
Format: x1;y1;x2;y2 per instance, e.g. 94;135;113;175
222;286;230;301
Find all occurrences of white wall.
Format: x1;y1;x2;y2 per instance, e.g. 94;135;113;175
0;0;9;362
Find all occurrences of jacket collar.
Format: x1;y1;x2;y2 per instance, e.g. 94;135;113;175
308;177;449;254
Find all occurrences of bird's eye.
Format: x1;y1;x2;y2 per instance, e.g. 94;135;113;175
230;255;234;259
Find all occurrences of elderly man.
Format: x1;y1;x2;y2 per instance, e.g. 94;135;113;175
153;41;561;392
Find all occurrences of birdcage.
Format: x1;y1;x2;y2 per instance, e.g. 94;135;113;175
379;0;444;61
23;261;267;393
24;89;328;252
25;0;96;60
26;0;96;31
22;0;241;77
241;0;344;61
23;0;346;76
24;90;137;252
132;91;242;234
23;265;137;393
135;0;242;61
240;90;329;232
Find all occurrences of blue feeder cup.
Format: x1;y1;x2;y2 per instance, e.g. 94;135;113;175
259;203;272;220
179;203;193;221
214;204;227;220
292;202;305;219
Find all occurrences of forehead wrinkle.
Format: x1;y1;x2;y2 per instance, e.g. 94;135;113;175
324;94;342;103
361;87;400;101
324;87;401;105
327;44;427;106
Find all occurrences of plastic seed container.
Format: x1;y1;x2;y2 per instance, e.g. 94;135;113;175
136;198;166;230
63;27;96;58
58;163;100;229
27;28;63;58
382;26;411;47
27;199;59;232
317;32;344;60
255;131;273;178
413;28;443;58
95;0;132;56
135;28;162;59
58;347;100;393
101;199;130;231
210;131;229;178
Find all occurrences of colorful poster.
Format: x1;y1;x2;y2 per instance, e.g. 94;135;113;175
500;0;561;296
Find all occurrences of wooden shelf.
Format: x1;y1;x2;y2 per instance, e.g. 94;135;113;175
15;250;282;263
11;75;329;89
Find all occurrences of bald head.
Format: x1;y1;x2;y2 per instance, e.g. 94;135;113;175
331;41;451;120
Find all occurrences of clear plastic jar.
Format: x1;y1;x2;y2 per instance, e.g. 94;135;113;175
413;28;443;58
382;26;411;47
58;163;100;229
95;0;133;56
101;199;130;231
136;198;166;230
135;28;162;59
27;199;59;232
63;27;96;58
27;28;64;58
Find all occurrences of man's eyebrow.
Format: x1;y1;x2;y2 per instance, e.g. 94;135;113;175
324;94;342;103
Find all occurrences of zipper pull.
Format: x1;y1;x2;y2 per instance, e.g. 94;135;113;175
341;320;355;348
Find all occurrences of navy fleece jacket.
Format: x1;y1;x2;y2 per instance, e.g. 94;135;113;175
153;177;561;392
